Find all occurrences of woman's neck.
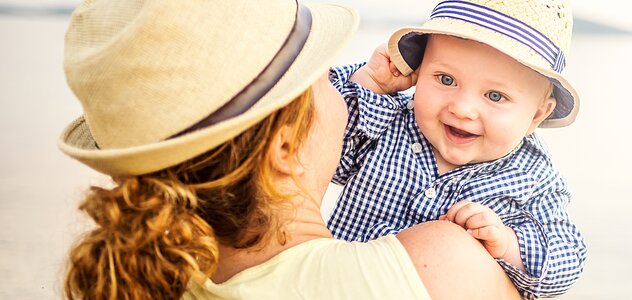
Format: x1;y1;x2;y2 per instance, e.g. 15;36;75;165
211;195;331;283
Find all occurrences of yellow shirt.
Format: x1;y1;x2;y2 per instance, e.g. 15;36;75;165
183;234;431;299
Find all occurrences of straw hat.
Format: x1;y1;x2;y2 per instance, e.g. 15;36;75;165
388;0;578;128
58;0;359;176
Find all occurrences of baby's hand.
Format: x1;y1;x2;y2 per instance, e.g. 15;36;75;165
440;200;508;258
350;44;418;94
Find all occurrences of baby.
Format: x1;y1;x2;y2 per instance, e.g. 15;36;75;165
327;0;586;298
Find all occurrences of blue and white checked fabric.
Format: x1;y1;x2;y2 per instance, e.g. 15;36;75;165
327;64;586;299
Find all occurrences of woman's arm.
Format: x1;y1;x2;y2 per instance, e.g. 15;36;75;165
397;221;522;300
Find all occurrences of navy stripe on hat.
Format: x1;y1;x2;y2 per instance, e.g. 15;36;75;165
431;0;566;72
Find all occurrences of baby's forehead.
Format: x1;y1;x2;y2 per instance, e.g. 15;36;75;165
424;34;552;92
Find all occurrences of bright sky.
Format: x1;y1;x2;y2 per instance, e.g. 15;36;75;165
3;0;631;30
574;0;631;30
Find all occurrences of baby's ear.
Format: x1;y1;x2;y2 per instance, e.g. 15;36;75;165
268;125;304;176
527;96;556;134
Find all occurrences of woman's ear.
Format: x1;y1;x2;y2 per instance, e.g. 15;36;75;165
268;125;305;176
527;96;556;134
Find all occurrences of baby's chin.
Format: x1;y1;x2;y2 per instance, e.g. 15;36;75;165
442;150;511;167
433;144;516;171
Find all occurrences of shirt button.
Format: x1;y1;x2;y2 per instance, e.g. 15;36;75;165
425;188;437;198
406;100;414;110
411;142;422;153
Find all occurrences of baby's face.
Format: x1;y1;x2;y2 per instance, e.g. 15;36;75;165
413;34;555;169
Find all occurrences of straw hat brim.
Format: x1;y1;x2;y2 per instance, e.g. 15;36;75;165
388;20;579;128
59;3;359;176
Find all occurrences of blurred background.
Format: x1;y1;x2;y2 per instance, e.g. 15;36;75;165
1;0;630;298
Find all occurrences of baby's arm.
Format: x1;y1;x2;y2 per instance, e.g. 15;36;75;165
440;201;526;272
442;193;586;298
350;44;418;95
328;43;417;185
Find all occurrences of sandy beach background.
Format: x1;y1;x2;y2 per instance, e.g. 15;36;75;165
1;0;631;299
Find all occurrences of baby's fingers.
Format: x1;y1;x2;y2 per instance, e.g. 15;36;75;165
450;202;489;227
443;200;472;223
468;225;509;258
467;225;503;242
389;62;401;77
463;210;502;230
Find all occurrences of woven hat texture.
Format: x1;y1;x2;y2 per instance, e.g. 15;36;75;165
59;0;359;175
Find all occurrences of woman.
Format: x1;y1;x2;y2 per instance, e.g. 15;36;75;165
59;0;521;299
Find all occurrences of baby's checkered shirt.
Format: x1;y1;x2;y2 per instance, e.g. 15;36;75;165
327;64;587;299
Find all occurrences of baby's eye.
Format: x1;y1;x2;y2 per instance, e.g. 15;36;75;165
437;74;456;86
486;91;505;102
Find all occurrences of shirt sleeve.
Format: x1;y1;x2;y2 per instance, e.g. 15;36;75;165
499;181;587;299
328;64;408;185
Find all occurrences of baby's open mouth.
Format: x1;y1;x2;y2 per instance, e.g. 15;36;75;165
447;125;479;138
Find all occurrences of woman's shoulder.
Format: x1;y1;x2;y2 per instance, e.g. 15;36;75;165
184;236;429;299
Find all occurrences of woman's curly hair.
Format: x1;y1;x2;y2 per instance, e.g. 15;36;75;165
65;90;314;299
